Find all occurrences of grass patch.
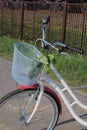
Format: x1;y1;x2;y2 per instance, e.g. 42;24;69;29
54;53;87;87
0;36;21;60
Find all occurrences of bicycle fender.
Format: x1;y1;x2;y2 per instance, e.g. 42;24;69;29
18;84;62;115
44;86;62;115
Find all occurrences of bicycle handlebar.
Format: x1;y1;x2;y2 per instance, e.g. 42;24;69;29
42;16;84;55
66;45;84;54
53;42;84;54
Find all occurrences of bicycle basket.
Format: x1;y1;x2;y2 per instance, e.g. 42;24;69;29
12;42;43;86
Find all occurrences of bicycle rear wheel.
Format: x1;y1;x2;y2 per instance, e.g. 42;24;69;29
0;88;59;130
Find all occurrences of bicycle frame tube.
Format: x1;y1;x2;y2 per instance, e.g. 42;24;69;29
26;81;44;124
18;84;62;115
44;63;87;127
19;81;44;125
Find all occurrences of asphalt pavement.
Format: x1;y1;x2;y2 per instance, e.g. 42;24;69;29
0;58;87;130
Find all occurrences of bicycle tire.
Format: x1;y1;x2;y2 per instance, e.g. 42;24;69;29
0;88;59;130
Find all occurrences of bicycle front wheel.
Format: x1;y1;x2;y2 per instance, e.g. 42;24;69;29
0;88;59;130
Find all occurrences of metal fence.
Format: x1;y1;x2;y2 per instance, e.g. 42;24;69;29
0;1;87;52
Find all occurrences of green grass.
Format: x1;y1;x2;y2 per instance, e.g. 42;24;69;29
40;48;87;89
0;36;21;61
0;36;87;90
54;53;87;87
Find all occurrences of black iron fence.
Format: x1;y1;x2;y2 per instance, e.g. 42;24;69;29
0;1;87;52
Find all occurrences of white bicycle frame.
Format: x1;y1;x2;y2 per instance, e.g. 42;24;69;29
34;38;87;127
21;16;87;127
19;38;87;127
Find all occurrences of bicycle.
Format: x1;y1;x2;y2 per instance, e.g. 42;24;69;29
0;16;87;130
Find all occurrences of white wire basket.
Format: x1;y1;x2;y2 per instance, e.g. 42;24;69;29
12;42;43;86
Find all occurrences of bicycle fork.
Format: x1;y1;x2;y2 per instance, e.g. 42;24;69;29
20;81;44;126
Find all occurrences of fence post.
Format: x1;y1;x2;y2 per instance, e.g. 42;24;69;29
81;3;86;49
1;2;3;36
20;1;24;40
62;1;67;43
32;2;36;40
11;9;14;37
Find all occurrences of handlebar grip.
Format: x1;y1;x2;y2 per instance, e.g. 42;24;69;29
53;42;84;54
67;45;84;54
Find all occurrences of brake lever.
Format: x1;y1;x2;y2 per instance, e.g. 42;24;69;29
60;52;71;59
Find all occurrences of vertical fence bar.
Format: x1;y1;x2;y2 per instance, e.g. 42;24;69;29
20;1;24;40
32;2;36;40
62;1;67;43
47;8;51;40
11;9;14;37
81;4;86;49
1;2;3;36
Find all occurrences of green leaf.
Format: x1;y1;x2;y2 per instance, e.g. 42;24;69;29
37;55;49;64
48;54;54;61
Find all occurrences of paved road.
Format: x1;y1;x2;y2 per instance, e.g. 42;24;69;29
0;58;87;130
